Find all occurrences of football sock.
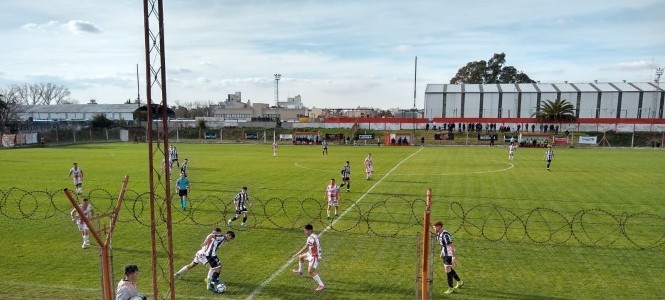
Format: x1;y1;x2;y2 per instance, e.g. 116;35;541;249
242;216;247;223
297;262;303;272
176;266;188;275
313;274;324;286
232;217;237;221
447;273;454;288
207;269;214;281
450;269;461;281
212;271;220;283
347;183;350;189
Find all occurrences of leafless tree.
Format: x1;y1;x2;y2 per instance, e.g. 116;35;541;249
0;84;24;132
26;83;43;105
40;83;71;105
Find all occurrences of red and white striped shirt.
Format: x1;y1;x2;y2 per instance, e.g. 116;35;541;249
307;233;321;259
326;184;339;201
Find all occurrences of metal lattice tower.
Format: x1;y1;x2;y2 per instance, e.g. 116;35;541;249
274;73;281;108
142;0;176;299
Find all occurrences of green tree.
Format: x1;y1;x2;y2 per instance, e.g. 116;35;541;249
90;114;114;129
450;53;536;84
532;99;577;123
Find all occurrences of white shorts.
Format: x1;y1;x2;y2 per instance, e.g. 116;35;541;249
77;221;88;232
73;178;83;186
327;199;338;206
307;254;320;269
192;250;208;265
366;167;373;173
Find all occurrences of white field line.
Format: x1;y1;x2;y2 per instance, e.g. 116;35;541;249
247;147;424;299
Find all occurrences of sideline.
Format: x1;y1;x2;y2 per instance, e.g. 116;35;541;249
246;147;424;299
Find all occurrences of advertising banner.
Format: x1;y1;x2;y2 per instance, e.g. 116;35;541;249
553;136;569;144
434;133;454;140
579;136;597;144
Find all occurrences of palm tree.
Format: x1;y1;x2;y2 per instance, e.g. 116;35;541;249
532;99;577;123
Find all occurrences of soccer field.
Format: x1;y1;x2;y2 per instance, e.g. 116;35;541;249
0;143;664;299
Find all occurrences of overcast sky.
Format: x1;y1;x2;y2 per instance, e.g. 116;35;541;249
1;0;663;109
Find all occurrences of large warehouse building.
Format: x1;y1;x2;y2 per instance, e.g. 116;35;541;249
424;82;664;120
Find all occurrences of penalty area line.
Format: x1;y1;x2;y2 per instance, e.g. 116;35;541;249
247;147;423;299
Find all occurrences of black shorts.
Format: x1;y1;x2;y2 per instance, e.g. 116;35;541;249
235;208;248;215
207;256;221;268
178;189;188;197
442;256;453;266
342;177;350;181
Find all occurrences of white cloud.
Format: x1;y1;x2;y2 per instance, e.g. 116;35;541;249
605;60;656;71
66;20;100;34
394;44;414;53
21;20;100;34
21;20;60;32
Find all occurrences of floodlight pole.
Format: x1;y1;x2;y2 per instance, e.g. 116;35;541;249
64;175;129;300
656;68;664;119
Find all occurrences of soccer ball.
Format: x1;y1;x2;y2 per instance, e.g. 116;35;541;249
216;283;227;293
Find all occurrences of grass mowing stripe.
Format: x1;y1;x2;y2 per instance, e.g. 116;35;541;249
247;147;424;299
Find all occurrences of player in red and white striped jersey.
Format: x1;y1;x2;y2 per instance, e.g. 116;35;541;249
70;198;94;249
324;178;340;219
364;153;373;180
292;224;325;291
68;162;84;195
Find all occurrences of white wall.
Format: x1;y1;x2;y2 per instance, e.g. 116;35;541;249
483;93;501;117
464;93;480;118
599;92;619;118
446;93;463;118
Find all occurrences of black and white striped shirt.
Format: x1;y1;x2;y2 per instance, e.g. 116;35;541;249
436;230;454;257
203;234;227;257
341;165;351;178
234;191;249;211
545;149;554;161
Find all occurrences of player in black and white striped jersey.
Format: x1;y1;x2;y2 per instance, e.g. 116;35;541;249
432;220;463;294
173;228;235;292
227;186;252;226
339;161;351;192
545;145;555;170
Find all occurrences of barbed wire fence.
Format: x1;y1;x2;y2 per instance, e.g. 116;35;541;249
2;188;663;250
2;188;664;299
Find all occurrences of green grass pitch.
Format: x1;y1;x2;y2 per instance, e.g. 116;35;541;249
0;143;664;299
